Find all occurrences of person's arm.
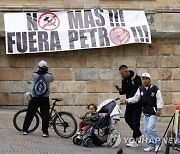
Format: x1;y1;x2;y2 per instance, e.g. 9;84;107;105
126;88;141;104
156;90;164;110
82;112;89;120
78;114;85;119
128;75;142;98
119;81;125;95
32;72;38;82
49;73;54;82
114;85;122;93
119;88;124;95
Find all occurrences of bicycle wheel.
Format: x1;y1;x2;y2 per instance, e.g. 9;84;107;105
53;112;77;138
13;109;40;133
165;130;171;154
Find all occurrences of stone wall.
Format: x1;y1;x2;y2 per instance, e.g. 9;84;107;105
0;36;179;117
0;0;179;11
0;0;179;117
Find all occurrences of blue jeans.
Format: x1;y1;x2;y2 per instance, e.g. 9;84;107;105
144;114;161;149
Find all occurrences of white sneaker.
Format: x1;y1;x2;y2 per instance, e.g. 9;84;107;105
144;147;154;152
77;131;81;135
126;140;138;147
43;134;49;137
77;135;83;139
155;145;161;152
137;134;145;143
139;134;145;140
21;131;27;135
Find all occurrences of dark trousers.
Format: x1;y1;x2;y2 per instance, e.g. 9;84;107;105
125;105;142;140
23;97;50;134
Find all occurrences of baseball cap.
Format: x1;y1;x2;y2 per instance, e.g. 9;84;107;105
142;73;151;79
38;60;48;68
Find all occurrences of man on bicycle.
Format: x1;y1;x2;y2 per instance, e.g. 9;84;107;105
22;60;54;137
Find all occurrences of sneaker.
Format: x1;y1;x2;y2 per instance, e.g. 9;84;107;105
137;134;144;143
21;131;27;135
77;131;81;135
139;134;145;140
144;147;154;152
77;135;83;139
43;134;49;137
155;145;161;152
126;140;138;147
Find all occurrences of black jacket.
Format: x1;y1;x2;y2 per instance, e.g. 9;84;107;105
120;70;142;107
139;85;159;115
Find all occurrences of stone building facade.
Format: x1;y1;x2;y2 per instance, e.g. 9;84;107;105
0;0;179;117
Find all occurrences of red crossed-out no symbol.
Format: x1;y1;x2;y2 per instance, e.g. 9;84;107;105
38;12;60;31
109;27;130;45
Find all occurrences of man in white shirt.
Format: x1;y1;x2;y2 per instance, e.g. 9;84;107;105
120;73;163;152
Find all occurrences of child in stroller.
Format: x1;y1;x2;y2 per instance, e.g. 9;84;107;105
73;98;121;148
78;104;99;136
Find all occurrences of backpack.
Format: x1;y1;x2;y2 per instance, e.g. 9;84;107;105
33;74;48;97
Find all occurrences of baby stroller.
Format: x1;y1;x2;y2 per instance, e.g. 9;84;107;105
73;98;121;148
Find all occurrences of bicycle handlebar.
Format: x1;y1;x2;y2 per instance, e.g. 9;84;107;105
115;97;120;101
51;98;63;108
52;98;63;102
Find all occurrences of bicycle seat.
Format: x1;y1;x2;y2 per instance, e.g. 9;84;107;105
52;98;63;102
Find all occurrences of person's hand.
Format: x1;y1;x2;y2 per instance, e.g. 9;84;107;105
120;99;126;105
78;115;83;119
114;85;122;92
85;114;90;118
156;110;161;116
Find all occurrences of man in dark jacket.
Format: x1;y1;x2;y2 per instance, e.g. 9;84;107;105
115;65;142;147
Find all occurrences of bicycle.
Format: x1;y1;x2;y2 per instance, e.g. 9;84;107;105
13;97;78;138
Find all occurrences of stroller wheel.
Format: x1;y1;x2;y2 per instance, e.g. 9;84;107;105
83;137;94;147
73;135;83;145
107;131;121;148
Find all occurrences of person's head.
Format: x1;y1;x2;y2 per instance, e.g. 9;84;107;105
38;60;48;72
141;73;151;87
87;104;97;113
119;65;130;78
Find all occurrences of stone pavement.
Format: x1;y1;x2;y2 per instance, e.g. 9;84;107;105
0;108;179;154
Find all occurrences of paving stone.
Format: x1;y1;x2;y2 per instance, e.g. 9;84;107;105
0;108;179;154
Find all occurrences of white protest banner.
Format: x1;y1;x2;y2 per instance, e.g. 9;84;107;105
4;8;151;54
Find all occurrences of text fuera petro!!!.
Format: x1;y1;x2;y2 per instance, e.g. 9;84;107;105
6;9;111;53
5;9;151;54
